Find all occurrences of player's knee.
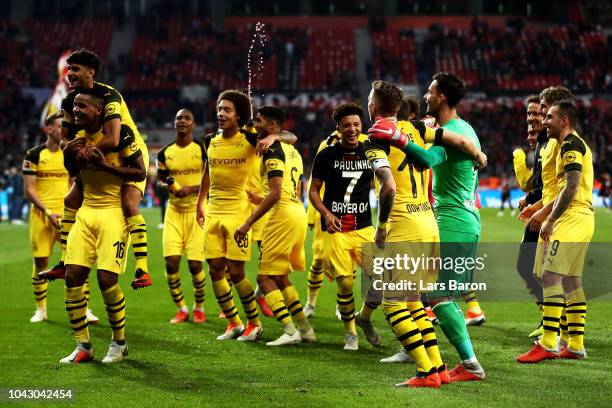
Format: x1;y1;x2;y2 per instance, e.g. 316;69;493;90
256;274;270;288
336;276;353;291
97;270;118;290
187;260;203;274
207;259;225;280
227;262;245;282
165;256;181;273
271;274;289;289
65;265;88;287
121;186;143;217
33;257;48;269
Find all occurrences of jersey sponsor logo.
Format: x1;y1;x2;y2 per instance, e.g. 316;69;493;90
209;157;247;166
129;142;138;152
405;202;432;213
169;168;201;176
37;171;69;178
331;201;369;214
333;159;370;171
23;160;32;169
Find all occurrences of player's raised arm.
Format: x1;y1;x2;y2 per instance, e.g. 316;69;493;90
368;120;486;169
402;143;447;169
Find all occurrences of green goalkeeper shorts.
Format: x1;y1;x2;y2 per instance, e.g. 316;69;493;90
428;229;480;299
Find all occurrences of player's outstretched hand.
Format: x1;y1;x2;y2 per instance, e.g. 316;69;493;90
368;118;401;143
234;223;251;244
374;226;388;249
475;151;487;169
196;205;205;228
518;196;528;211
324;212;342;233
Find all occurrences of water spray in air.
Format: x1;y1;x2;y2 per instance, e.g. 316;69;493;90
247;22;268;109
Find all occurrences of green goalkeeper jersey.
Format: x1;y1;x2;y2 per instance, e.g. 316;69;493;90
432;118;481;234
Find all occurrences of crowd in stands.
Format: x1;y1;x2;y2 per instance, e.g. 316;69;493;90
417;18;611;93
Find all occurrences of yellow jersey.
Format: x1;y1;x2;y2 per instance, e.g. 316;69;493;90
556;132;594;215
540;138;560;206
62;81;143;144
262;141;304;213
22;144;70;208
204;129;258;216
365;120;437;217
512;148;534;192
157;138;206;212
75;125;142;208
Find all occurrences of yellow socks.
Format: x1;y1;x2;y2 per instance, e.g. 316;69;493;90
212;278;241;325
234;278;260;326
307;259;324;306
32;264;47;309
59;207;77;263
565;287;587;351
102;284;126;342
65;285;89;343
336;276;356;335
191;269;206;310
540;283;565;350
383;300;433;374
407;301;443;369
265;289;296;333
127;215;148;273
165;271;187;310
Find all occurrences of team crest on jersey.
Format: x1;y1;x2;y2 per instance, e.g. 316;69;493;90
365;151;377;161
235;141;244;149
40;159;48;164
192;154;200;160
105;104;117;115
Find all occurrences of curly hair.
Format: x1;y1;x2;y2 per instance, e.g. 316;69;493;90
217;90;252;127
371;80;403;116
332;103;363;124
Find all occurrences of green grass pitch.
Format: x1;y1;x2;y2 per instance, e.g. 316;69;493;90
1;208;611;407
